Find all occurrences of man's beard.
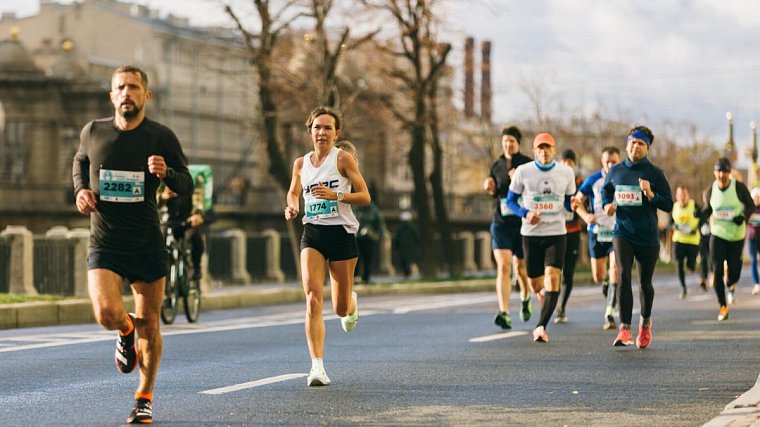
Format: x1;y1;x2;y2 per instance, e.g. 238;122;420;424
118;103;142;119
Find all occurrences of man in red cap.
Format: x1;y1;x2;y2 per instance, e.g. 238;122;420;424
506;132;576;343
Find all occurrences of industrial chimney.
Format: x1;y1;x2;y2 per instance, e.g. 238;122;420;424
480;40;492;123
464;37;475;118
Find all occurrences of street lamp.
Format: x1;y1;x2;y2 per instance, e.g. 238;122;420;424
751;121;757;189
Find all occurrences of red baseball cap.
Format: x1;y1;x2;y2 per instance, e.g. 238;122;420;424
533;132;556;149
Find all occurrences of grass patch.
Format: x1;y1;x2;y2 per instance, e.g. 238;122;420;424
0;294;66;304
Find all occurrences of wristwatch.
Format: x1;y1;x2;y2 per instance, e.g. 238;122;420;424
336;191;344;201
165;167;176;179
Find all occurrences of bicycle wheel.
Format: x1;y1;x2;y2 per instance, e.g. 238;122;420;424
183;271;201;323
160;256;179;325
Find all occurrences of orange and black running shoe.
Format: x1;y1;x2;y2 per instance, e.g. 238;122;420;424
127;398;152;424
115;313;138;373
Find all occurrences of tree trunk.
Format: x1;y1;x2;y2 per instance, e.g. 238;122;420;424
409;95;436;278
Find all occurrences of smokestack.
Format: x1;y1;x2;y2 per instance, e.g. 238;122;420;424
480;40;492;123
464;37;475;118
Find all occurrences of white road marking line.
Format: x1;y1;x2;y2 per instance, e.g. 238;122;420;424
393;295;495;314
469;331;528;342
199;373;308;395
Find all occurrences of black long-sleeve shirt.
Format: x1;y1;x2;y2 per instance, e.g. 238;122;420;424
72;117;192;253
489;152;532;225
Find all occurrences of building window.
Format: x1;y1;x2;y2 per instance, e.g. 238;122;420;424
0;121;29;184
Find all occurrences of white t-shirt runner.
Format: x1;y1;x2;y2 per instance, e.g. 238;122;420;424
509;161;576;237
300;146;359;234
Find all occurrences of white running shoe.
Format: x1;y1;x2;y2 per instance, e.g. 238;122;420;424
340;291;359;333
753;284;760;295
307;367;331;386
727;289;736;305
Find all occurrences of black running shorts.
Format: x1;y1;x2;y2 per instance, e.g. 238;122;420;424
300;223;359;261
522;235;567;278
88;250;168;283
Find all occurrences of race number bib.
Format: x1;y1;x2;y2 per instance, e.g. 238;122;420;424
614;185;642;206
596;224;614;242
714;207;734;221
499;196;521;217
99;169;144;202
531;195;562;215
675;222;692;234
306;199;339;219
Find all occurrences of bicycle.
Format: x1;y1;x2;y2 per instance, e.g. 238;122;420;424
161;221;201;324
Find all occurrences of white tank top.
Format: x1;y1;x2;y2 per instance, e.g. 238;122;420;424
301;146;359;233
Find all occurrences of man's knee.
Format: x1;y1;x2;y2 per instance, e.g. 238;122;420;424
94;306;125;330
305;290;323;316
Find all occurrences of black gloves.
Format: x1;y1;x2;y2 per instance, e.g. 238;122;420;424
733;215;745;225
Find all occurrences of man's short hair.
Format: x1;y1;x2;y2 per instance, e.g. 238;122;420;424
112;65;148;89
601;146;620;156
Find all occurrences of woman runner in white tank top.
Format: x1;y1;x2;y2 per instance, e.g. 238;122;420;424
285;106;370;387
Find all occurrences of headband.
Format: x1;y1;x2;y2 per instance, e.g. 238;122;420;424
627;129;652;146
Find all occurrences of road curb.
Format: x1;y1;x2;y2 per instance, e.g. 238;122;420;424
704;373;760;427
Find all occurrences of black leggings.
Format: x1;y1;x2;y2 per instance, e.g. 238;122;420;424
613;237;659;325
710;235;744;307
699;236;711;280
674;242;698;289
559;232;580;310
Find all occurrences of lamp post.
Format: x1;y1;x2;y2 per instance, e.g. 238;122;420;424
725;112;736;163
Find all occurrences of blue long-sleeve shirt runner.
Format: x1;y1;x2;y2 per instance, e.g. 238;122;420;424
601;157;673;247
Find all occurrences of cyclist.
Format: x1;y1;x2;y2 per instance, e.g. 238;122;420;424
285;107;370;386
73;65;192;424
159;174;206;281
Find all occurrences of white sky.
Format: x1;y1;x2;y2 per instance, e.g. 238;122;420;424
3;0;760;149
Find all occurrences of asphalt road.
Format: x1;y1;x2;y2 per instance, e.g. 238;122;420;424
2;273;759;426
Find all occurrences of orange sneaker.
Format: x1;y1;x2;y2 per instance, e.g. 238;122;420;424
718;306;729;321
613;325;633;347
636;324;652;349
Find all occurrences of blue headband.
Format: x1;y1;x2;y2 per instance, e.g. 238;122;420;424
627;129;652;146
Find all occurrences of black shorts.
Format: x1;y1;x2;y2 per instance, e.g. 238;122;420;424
522;235;567;278
88;250;167;283
300;223;359;261
588;231;614;259
490;222;524;258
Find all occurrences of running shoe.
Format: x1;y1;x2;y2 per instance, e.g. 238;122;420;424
753;284;760;295
520;298;532;322
603;315;616;330
340;292;359;332
126;398;152;424
679;289;688;299
115;313;138;374
554;307;567;324
727;287;736;305
494;311;512;330
699;279;708;292
613;325;634;347
532;325;548;343
307;366;331;386
718;306;729;321
636;324;652;349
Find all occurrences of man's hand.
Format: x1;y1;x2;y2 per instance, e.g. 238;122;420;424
604;202;617;217
75;189;97;214
186;214;203;227
285;206;299;221
483;177;495;195
639;178;653;199
148;155;168;179
526;210;541;225
584;213;597;224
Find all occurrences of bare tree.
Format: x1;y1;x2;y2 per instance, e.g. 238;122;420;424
361;0;451;278
307;0;378;108
223;0;307;275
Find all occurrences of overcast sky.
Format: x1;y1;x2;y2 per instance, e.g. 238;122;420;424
3;0;759;150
